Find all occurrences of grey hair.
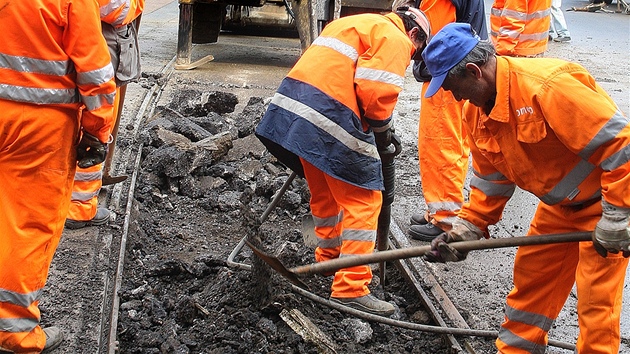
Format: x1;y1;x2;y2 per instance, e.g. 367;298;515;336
447;40;496;79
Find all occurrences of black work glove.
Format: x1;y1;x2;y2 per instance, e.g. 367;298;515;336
592;200;630;258
374;129;392;152
77;131;108;168
424;218;484;263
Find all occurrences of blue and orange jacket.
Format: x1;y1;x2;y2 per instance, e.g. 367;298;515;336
256;12;414;191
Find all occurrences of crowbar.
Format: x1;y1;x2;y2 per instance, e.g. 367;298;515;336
247;231;592;287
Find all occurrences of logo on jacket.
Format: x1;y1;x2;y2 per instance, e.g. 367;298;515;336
515;106;534;117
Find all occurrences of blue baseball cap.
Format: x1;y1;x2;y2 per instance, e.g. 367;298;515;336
422;23;481;98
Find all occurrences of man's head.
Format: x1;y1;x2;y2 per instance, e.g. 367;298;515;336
395;6;431;61
422;23;497;112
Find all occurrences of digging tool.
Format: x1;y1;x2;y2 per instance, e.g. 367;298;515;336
376;133;402;284
245;239;310;289
102;86;128;186
102;15;143;186
247;231;592;285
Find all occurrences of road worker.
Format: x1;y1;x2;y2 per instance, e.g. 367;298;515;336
0;0;116;352
422;23;630;353
65;0;145;229
393;0;488;241
256;7;431;316
490;0;551;57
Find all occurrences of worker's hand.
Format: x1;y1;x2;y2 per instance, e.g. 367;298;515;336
424;218;484;263
592;200;630;258
76;131;108;168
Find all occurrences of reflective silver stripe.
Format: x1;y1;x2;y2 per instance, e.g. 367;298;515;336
355;67;404;89
0;317;39;333
0;288;41;308
439;216;460;226
317;236;342;249
505;304;554;331
541;159;595;204
496;28;549;41
492;8;550;21
342;229;376;242
0;83;78;104
312;36;359;62
580;110;629;160
74;170;103;182
371;122;392;133
313;211;343;228
271;93;379;160
474;170;508;181
77;65;115;86
602;144;630;171
82;91;116;111
0;52;74;75
71;190;100;202
497;327;547;354
427;201;462;215
470;175;515;197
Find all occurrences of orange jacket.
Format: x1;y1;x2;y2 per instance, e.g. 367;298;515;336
0;0;116;143
459;56;630;231
257;13;413;190
99;0;145;27
490;0;551;56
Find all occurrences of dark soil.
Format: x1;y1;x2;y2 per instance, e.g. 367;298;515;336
115;88;454;354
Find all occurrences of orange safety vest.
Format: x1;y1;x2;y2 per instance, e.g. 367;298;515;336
99;0;145;27
490;0;551;57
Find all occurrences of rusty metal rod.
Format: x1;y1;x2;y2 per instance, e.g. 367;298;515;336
291;232;592;276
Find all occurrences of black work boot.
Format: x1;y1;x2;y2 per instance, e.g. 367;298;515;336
409;222;444;241
409;213;429;226
330;294;395;316
42;326;63;353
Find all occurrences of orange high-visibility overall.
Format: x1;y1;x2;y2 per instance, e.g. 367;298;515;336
490;0;551;56
417;0;470;229
68;0;145;222
0;0;115;351
459;56;630;353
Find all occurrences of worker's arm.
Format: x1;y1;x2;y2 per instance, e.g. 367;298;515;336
66;0;117;143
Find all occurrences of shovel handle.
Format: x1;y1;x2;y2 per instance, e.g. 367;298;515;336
291;231;592;276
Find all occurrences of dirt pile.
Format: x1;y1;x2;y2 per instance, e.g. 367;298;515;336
115;88;461;353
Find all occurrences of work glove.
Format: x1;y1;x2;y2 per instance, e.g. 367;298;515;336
592;200;630;258
424;218;484;263
76;131;108;168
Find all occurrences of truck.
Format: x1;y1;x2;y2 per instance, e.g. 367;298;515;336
175;0;395;69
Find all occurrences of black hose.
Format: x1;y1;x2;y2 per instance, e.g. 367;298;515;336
290;284;576;352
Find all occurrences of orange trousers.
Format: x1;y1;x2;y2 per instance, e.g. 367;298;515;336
418;83;469;228
0;101;78;352
67;87;121;221
300;158;381;298
496;201;628;354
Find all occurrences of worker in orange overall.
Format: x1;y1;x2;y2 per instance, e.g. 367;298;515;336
65;0;144;229
422;23;630;353
490;0;551;57
396;0;488;241
256;7;431;316
0;0;116;352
